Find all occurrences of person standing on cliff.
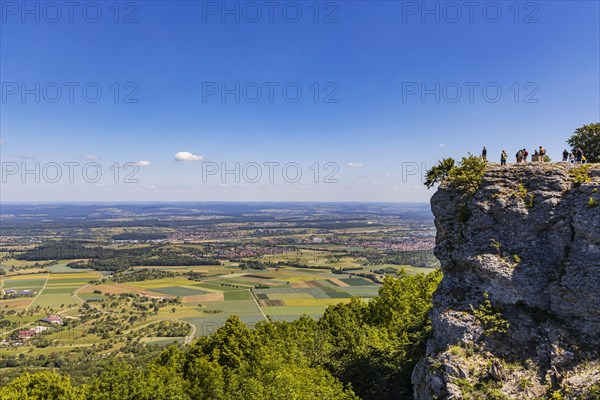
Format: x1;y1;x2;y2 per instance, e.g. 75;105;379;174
562;149;569;162
523;148;529;163
575;148;583;163
482;146;487;161
501;150;507;166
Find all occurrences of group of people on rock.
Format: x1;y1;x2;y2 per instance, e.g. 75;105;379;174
515;148;530;163
562;148;587;164
485;146;548;166
481;146;586;166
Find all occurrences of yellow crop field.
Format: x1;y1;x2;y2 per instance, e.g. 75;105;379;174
3;273;47;281
48;273;98;280
182;292;224;303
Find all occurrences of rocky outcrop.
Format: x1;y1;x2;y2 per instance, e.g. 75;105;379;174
413;163;600;399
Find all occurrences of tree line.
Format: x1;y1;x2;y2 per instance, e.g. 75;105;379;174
14;241;221;272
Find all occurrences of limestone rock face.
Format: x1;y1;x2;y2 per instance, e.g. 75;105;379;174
412;163;600;399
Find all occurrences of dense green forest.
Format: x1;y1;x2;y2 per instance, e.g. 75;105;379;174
15;242;109;261
0;270;441;400
13;241;221;272
361;250;439;269
112;233;169;241
67;256;221;272
111;269;178;283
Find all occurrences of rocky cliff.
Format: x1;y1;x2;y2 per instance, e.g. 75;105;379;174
413;163;600;399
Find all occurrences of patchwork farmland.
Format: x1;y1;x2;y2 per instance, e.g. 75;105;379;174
1;260;433;357
78;266;386;332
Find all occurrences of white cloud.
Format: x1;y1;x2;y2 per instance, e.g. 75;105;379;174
82;155;98;160
438;144;445;148
136;160;152;167
0;138;5;145
175;151;204;162
347;162;364;168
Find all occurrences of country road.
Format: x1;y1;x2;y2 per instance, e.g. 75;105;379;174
248;288;269;322
26;273;49;311
181;320;197;345
72;270;102;305
72;284;90;305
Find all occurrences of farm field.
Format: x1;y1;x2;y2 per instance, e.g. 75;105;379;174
1;264;100;309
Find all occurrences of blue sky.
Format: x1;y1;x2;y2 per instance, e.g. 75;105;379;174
1;0;599;202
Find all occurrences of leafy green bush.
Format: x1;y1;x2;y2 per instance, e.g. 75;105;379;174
548;390;564;400
448;154;488;195
454;376;509;400
470;292;510;336
515;184;527;199
513;184;534;208
569;165;591;186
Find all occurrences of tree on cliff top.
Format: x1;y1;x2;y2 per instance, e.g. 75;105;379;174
425;158;455;189
567;123;600;163
425;154;487;194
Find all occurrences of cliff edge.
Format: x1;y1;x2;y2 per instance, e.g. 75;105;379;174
413;163;600;399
